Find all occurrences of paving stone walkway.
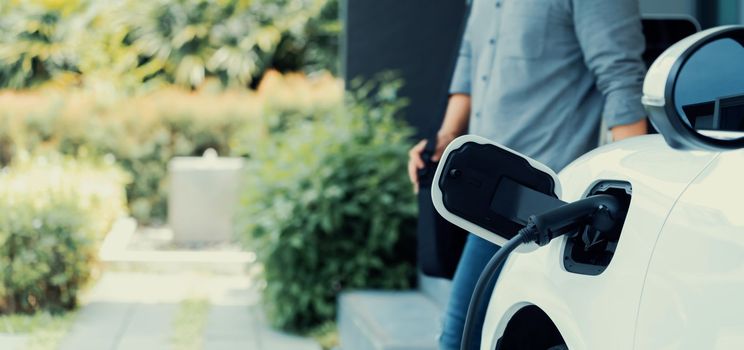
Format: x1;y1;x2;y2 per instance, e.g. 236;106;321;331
57;271;320;350
0;334;27;350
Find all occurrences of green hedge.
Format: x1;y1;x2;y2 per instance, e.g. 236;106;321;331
237;78;417;333
0;72;342;224
0;0;339;90
0;155;128;314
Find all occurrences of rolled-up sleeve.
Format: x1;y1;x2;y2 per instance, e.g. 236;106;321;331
449;19;473;95
572;0;647;128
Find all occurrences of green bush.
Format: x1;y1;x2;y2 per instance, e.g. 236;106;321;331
0;0;339;90
121;0;338;87
0;1;82;89
271;0;340;75
0;155;128;314
0;72;342;224
237;78;417;333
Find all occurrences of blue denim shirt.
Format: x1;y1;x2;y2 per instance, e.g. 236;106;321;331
451;0;647;171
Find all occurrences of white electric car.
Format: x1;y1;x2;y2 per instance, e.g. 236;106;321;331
432;26;744;350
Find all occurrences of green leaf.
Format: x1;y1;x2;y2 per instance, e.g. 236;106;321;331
236;77;416;333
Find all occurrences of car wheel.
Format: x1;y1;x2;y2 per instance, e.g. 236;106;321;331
546;346;568;350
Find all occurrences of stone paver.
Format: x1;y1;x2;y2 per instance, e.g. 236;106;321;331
0;334;28;350
203;305;320;350
338;291;442;350
203;305;259;349
257;328;322;350
58;303;144;350
58;271;320;350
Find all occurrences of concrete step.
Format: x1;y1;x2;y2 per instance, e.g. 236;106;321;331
419;275;452;308
338;290;445;350
99;217;256;274
101;250;256;275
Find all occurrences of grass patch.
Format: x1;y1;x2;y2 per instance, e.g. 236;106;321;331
309;322;339;350
0;312;77;350
172;298;210;350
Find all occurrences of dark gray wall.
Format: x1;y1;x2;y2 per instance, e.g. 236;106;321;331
640;0;697;17
342;0;468;140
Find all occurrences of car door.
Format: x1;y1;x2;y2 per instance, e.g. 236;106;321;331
634;150;744;349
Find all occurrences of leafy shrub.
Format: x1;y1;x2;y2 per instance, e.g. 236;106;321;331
0;1;83;89
0;72;342;224
0;155;128;314
271;0;340;75
0;0;339;89
117;0;338;88
237;78;417;332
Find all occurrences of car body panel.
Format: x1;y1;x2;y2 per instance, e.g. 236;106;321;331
481;135;719;350
634;150;744;350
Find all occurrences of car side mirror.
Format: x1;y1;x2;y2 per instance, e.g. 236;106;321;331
643;25;744;151
431;135;562;251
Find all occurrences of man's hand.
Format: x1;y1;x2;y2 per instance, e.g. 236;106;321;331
409;94;471;193
408;132;458;193
611;118;648;141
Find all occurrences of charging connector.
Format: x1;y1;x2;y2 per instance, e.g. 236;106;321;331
524;194;621;247
460;194;622;350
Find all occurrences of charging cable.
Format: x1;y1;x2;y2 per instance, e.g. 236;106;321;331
460;194;622;350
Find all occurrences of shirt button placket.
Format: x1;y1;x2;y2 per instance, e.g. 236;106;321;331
473;0;501;124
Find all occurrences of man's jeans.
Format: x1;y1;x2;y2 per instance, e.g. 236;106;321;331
439;234;501;350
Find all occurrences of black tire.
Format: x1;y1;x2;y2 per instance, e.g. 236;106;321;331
546;346;568;350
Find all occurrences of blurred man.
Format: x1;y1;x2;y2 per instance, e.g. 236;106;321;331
407;1;648;349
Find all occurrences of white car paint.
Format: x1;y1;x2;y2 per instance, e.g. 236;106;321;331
642;26;737;108
479;135;727;350
634;149;744;349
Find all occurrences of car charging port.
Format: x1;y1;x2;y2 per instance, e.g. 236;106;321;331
563;181;632;276
459;187;625;350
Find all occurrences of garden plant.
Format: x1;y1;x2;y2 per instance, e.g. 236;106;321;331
0;0;418;346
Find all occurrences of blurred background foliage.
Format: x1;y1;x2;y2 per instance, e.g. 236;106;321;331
0;0;419;341
0;154;128;314
0;71;343;224
0;0;340;90
237;77;416;332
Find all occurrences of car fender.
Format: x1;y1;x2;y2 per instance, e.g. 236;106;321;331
481;135;719;350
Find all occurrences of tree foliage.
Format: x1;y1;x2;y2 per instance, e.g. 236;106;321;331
0;0;340;89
